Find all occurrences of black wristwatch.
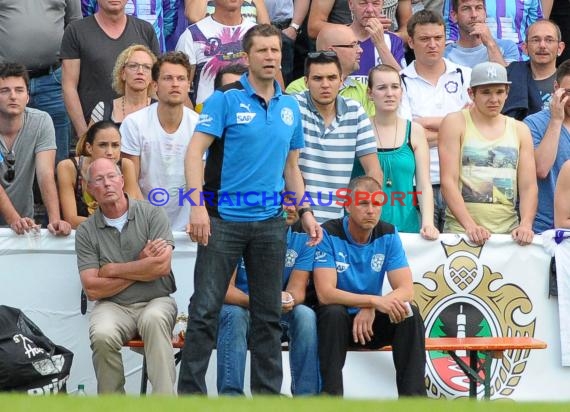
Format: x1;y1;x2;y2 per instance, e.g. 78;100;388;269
298;207;314;218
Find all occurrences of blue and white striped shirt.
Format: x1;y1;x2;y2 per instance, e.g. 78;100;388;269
295;91;377;223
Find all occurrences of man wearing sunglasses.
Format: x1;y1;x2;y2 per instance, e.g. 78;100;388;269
0;0;81;164
286;24;375;116
0;63;71;236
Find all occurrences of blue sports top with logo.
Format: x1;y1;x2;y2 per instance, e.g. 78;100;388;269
196;73;304;221
314;216;409;314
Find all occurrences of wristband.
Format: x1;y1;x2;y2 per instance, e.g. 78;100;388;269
298;207;313;218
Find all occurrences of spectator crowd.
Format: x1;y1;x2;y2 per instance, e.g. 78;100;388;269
2;0;570;398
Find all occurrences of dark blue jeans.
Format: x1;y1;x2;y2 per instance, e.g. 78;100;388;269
178;216;288;395
216;303;320;396
28;67;71;164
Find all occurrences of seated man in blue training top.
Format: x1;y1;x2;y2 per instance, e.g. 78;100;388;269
216;200;320;396
314;176;426;396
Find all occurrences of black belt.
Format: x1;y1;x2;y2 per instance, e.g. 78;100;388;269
27;63;61;79
272;19;292;30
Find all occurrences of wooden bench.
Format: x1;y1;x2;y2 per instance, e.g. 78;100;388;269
124;337;185;395
124;336;547;399
420;337;546;399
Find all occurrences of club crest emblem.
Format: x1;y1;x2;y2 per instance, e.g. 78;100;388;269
285;249;298;268
281;107;294;126
445;81;459;94
371;254;384;272
414;239;536;399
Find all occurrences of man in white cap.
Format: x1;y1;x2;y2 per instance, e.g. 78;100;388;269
438;61;537;246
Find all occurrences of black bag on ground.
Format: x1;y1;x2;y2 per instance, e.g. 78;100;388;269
0;305;73;394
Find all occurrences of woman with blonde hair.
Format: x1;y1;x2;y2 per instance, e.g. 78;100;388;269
90;44;157;126
353;64;439;240
57;121;142;229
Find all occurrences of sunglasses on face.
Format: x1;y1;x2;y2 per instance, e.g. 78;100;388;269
332;41;361;49
307;50;338;59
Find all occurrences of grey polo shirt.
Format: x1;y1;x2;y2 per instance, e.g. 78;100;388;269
75;198;176;305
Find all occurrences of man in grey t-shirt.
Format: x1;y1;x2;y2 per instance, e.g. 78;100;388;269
0;63;71;236
75;157;177;394
60;0;160;138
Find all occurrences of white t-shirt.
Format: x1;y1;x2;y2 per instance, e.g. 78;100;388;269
120;103;199;231
399;58;472;184
103;211;129;232
175;16;256;105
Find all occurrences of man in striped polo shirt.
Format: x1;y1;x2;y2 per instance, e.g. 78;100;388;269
295;51;382;223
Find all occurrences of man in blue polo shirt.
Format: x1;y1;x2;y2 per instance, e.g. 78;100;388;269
314;176;426;396
178;24;322;396
216;202;320;395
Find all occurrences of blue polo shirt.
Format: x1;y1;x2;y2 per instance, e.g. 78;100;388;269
196;73;304;221
235;222;315;293
314;217;408;314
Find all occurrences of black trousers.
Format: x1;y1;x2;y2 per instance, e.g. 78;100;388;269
317;304;427;396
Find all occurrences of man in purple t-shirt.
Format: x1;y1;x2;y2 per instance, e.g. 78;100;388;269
348;0;407;85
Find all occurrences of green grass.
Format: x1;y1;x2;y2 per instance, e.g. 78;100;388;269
2;395;570;412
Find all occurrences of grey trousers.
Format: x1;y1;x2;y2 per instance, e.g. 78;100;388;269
89;296;177;394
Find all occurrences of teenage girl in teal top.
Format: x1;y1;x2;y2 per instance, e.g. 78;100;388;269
353;64;439;240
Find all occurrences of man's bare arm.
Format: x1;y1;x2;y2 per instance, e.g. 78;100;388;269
555;161;570;228
307;0;335;39
62;59;88;137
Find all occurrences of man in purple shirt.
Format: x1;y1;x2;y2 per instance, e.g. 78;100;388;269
348;0;407;85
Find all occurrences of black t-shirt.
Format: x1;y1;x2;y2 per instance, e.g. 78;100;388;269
535;72;556;111
60;15;160;122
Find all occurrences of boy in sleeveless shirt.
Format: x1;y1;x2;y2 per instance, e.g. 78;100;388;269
438;61;537;245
